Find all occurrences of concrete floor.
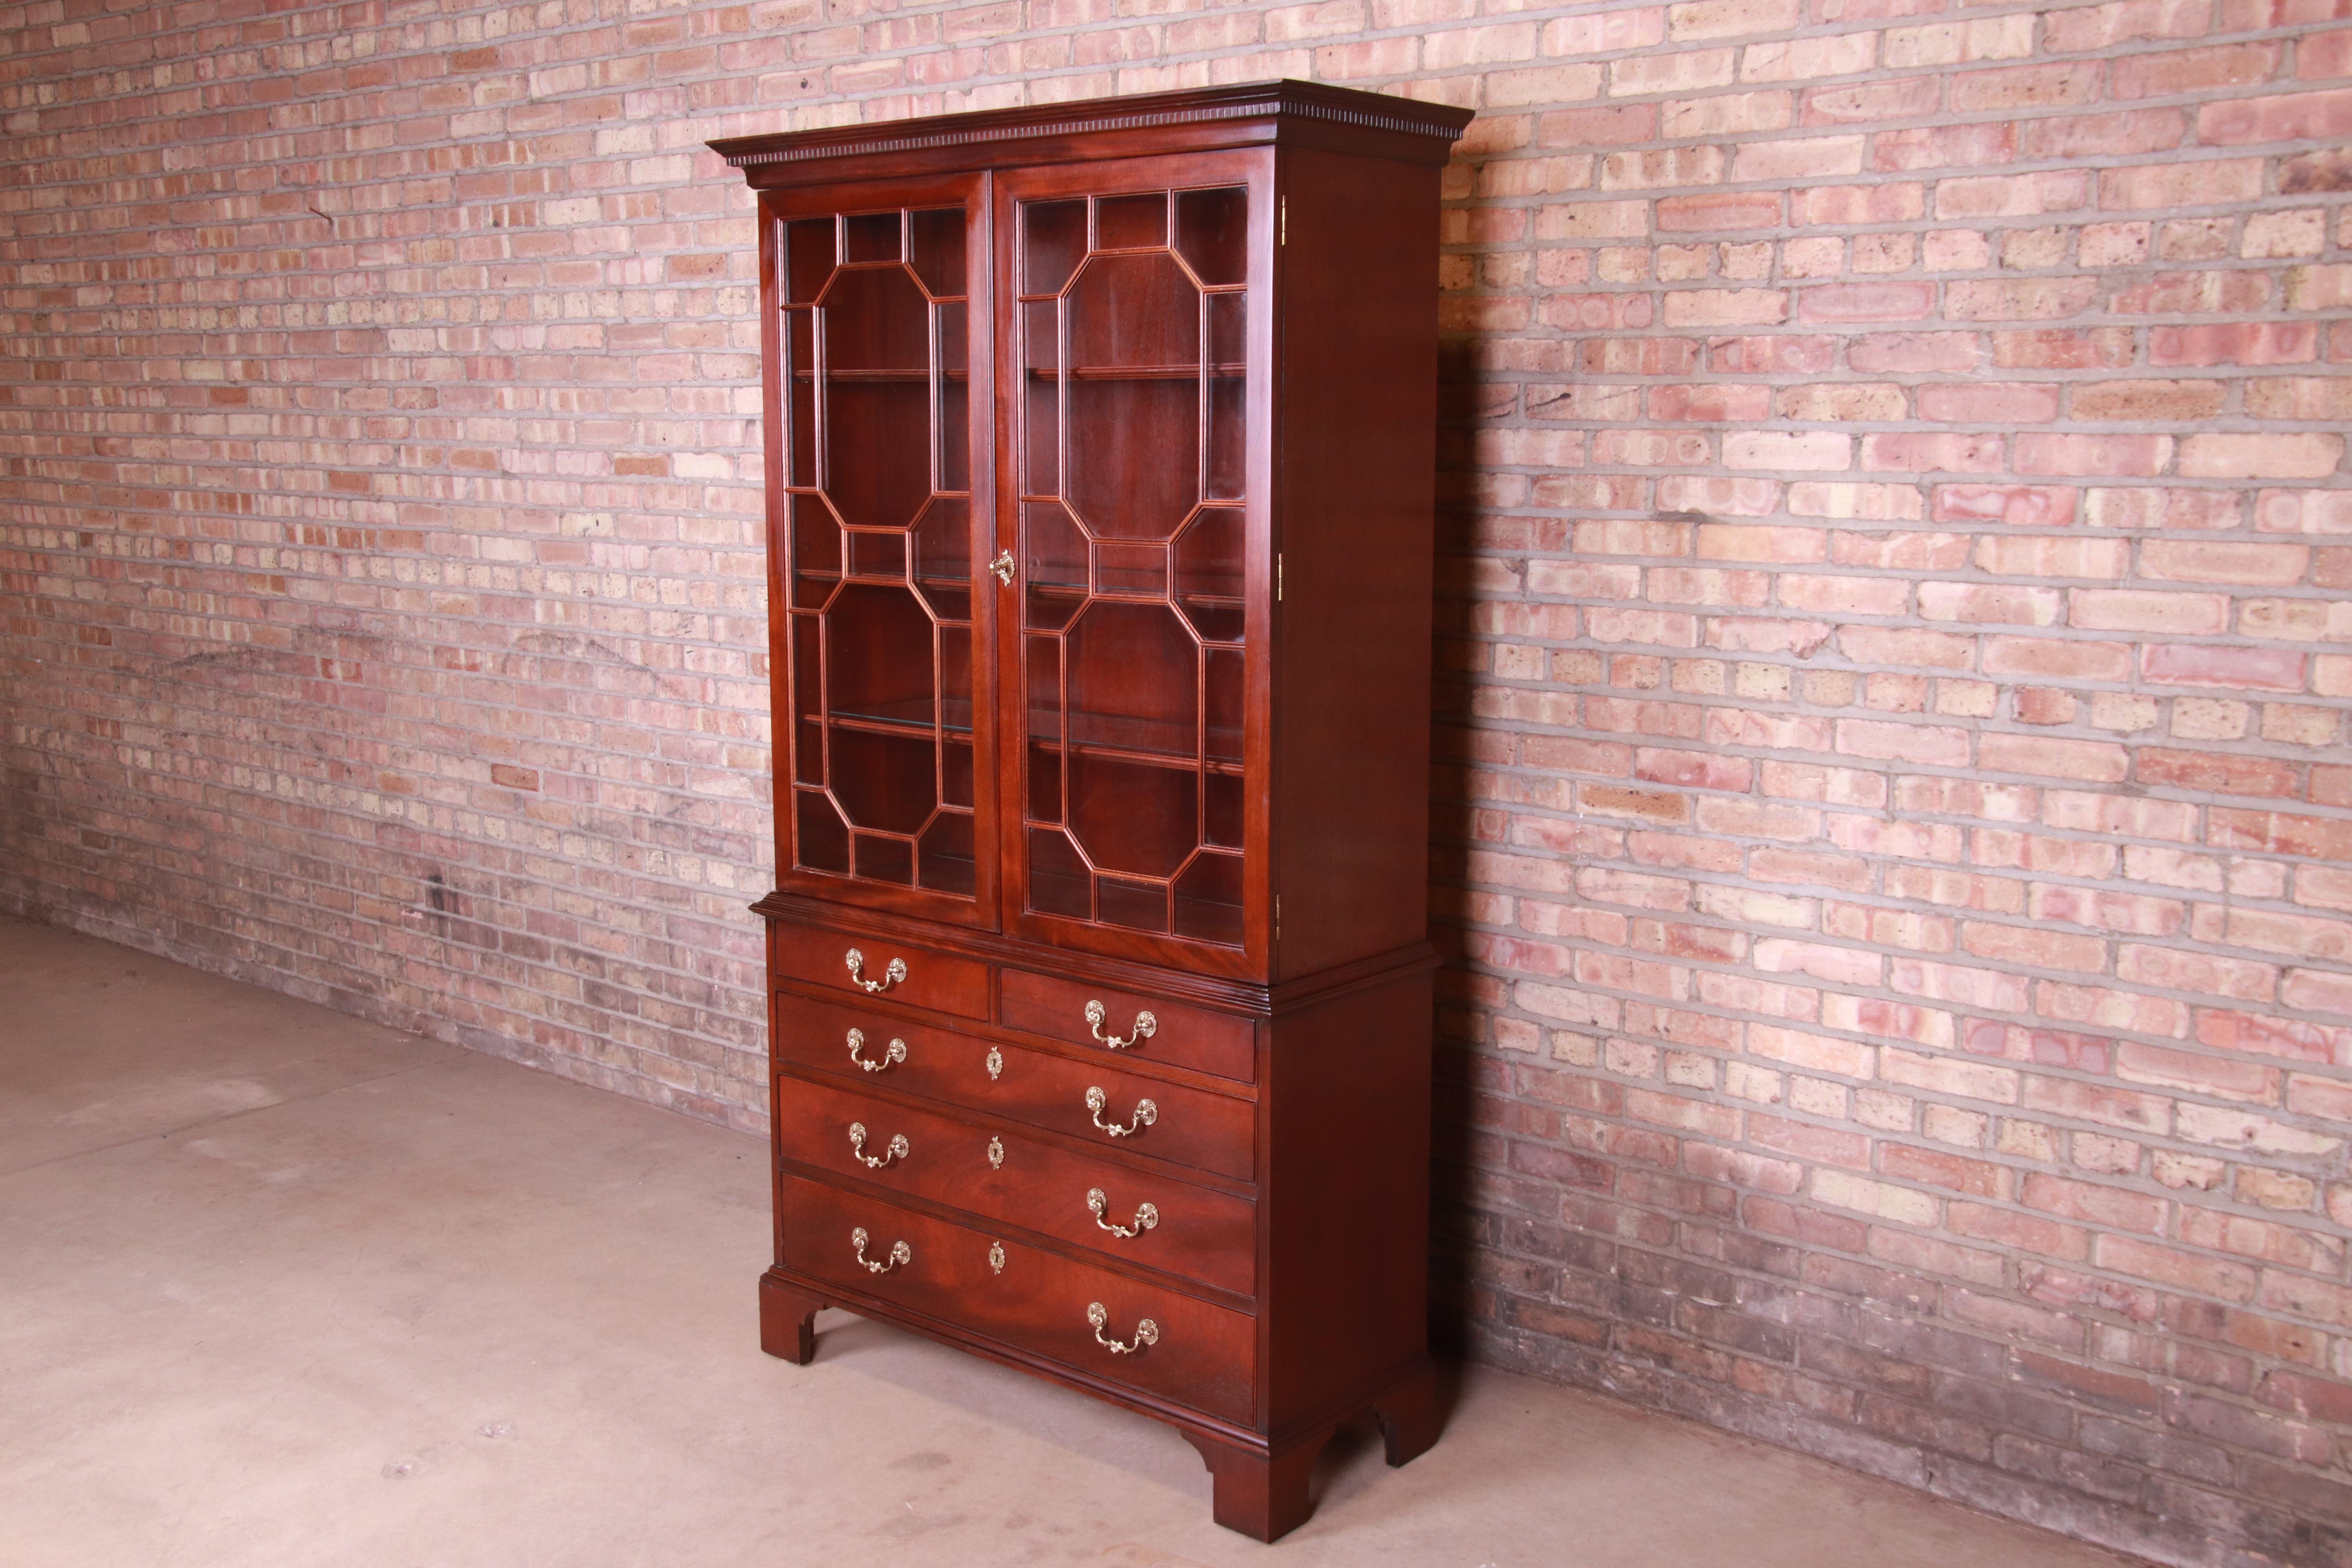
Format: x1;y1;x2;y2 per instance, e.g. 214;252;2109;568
0;915;2143;1568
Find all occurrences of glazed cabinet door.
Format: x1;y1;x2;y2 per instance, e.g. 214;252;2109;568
763;176;1000;926
990;154;1274;980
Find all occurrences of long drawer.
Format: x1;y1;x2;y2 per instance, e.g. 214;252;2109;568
775;1074;1256;1295
772;994;1257;1182
780;1174;1256;1425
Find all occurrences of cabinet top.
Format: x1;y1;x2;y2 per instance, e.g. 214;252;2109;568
708;80;1473;186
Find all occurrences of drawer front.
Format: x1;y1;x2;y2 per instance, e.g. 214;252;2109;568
773;994;1258;1182
1000;968;1255;1083
772;923;988;1020
780;1174;1255;1424
775;1075;1256;1296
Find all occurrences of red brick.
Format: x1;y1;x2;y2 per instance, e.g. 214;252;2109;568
2199;87;2352;143
2111;44;2282;99
2142;645;2309;692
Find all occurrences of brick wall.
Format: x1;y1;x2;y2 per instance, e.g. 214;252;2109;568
3;0;2349;1561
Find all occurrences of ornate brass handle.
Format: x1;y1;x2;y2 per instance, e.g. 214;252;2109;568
844;948;906;994
846;1028;906;1073
989;550;1015;586
1085;1085;1158;1138
1087;1187;1160;1238
1087;1301;1158;1354
851;1227;910;1274
1084;1000;1156;1049
987;1136;1005;1170
848;1121;909;1169
985;1047;1004;1081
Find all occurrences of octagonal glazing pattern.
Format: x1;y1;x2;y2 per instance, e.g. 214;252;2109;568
781;206;977;899
1015;185;1249;947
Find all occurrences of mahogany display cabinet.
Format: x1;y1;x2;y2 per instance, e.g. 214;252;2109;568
711;81;1472;1541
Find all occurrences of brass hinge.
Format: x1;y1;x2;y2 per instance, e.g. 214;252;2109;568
1276;552;1283;602
1274;894;1281;941
1279;196;1286;246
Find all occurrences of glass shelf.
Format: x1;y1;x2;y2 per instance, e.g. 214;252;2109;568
794;369;970;383
1026;364;1246;381
804;701;1240;773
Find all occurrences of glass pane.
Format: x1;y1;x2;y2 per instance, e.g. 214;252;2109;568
828;584;932;728
785;218;834;305
855;833;913;886
1207;292;1245;500
797;791;850;873
1174;508;1241;641
784;202;975;902
1099;876;1169;935
1067;601;1197;757
913;497;971;622
1205;773;1242;848
1174;853;1243;945
784;309;815;486
939;301;969;493
847;530;904;580
910;207;965;297
791;493;840;583
1022;299;1058;497
1096;191;1167;250
940;624;972;733
1023;502;1086;631
1175;187;1247;287
1025;200;1085;294
1028;742;1062;824
1098;539;1165;599
918;814;975;896
844;210;899;263
1029;828;1090;918
944;739;975;810
1071;758;1196;878
1018;182;1251;948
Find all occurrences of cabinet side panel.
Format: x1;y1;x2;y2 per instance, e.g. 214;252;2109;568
1263;966;1434;1421
1270;149;1443;981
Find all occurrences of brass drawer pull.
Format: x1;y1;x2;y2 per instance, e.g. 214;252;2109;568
848;1121;909;1169
1087;1301;1158;1354
851;1227;910;1274
1087;1187;1159;1238
1084;1000;1156;1050
988;1241;1006;1275
985;1046;1004;1080
1085;1086;1157;1138
845;947;906;994
987;1136;1005;1169
846;1028;905;1073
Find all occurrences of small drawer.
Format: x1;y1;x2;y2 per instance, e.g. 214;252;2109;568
772;995;1257;1182
1000;968;1254;1083
771;922;987;1020
774;1076;1256;1296
780;1174;1255;1424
